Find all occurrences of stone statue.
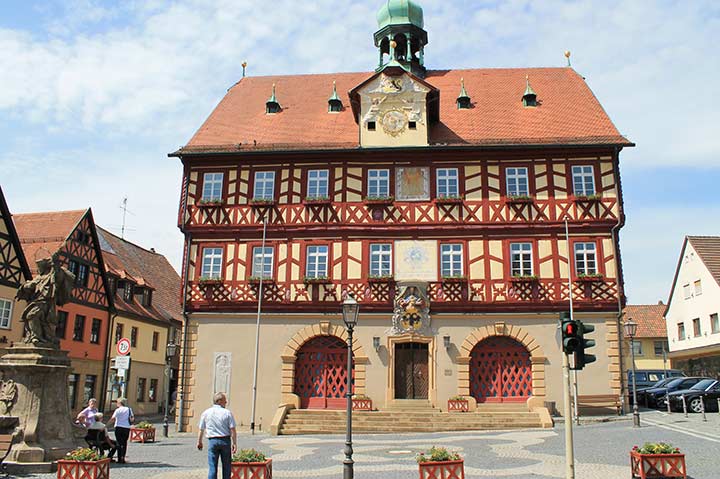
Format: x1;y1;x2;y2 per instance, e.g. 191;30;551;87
15;252;75;347
390;284;431;335
0;377;17;415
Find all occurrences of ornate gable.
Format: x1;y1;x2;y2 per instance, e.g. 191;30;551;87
0;187;31;288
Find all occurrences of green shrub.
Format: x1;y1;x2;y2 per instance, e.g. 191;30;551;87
65;448;102;461
232;449;267;463
416;446;461;463
134;421;154;429
633;442;680;454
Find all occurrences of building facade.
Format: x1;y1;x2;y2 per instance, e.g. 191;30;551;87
0;186;32;349
98;227;182;415
173;1;631;432
13;209;113;411
665;236;720;377
623;304;670;370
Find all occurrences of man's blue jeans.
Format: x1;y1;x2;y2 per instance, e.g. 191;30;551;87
207;437;232;479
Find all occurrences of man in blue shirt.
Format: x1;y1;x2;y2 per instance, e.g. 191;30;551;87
197;392;237;479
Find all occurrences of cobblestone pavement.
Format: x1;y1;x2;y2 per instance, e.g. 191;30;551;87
25;411;717;479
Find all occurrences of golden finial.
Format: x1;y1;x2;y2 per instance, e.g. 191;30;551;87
390;40;397;49
242;61;248;77
564;51;571;67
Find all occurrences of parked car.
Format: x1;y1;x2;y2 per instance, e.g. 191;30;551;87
633;377;676;407
668;379;720;413
626;369;685;390
644;377;710;408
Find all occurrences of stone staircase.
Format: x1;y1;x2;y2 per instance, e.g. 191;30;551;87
278;402;548;435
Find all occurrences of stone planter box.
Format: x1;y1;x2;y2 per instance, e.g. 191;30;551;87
352;398;372;411
231;459;272;479
57;458;110;479
630;451;686;479
418;459;465;479
130;427;156;443
447;399;469;412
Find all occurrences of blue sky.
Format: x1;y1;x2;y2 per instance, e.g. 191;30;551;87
1;0;719;305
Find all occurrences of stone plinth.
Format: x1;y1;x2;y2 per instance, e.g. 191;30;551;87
0;345;79;462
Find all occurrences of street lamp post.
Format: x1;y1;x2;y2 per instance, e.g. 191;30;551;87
341;294;359;479
163;342;178;438
623;319;640;427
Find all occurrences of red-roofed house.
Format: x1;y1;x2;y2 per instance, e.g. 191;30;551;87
172;1;631;432
665;236;720;377
623;304;670;370
13;209;113;412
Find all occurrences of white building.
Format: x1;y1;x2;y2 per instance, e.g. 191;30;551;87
665;236;720;377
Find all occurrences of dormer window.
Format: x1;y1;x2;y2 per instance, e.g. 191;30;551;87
265;83;281;114
457;77;471;109
123;282;133;302
328;81;343;112
522;75;537;107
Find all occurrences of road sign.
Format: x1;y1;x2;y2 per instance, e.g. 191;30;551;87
117;368;126;378
116;338;131;356
115;355;131;370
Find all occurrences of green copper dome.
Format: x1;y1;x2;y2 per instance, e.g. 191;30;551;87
377;0;424;29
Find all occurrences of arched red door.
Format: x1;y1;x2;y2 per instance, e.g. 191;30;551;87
470;336;532;403
294;336;349;409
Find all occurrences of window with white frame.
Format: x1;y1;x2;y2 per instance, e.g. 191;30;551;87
574;242;597;275
253;171;275;200
436;168;459;198
572;165;595;196
712;313;720;334
251;246;274;279
369;244;392;277
631;340;643;356
306;245;329;279
201;247;223;279
367;169;390;197
505;167;529;196
0;298;12;329
694;280;702;296
307;169;329;198
202;172;224;201
510;243;533;277
683;283;692;299
440;243;463;278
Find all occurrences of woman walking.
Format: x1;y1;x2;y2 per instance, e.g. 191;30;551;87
107;398;134;463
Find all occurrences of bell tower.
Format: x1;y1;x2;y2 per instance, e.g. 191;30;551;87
374;0;427;78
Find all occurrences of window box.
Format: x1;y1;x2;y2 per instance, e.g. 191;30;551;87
435;195;464;204
364;196;394;206
630;448;686;479
447;397;469;412
197;199;224;207
574;194;602;203
510;275;538;283
303;196;332;205
505;195;534;204
368;275;394;283
249;198;276;206
57;457;110;479
198;276;223;285
441;275;467;283
303;276;331;284
576;273;604;282
352;396;373;411
130;423;156;443
248;276;274;284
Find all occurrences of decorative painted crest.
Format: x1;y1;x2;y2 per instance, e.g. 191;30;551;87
390;284;431;335
381;109;408;136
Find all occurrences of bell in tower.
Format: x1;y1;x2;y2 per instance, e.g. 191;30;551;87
374;0;428;78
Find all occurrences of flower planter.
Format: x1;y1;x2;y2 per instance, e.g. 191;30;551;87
352;398;372;411
303;198;332;206
248;277;274;285
510;276;538;283
231;459;272;479
448;399;469;412
197;201;224;207
303;277;331;285
505;196;534;204
630;451;686;479
364;197;394;206
435;196;464;204
57;458;110;479
418;459;465;479
576;275;603;282
574;195;601;203
368;276;394;283
249;199;276;207
442;277;467;284
130;427;156;443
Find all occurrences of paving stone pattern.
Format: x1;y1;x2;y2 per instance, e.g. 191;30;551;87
28;412;718;479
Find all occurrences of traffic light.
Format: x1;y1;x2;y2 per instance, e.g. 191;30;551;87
573;321;596;370
560;312;579;354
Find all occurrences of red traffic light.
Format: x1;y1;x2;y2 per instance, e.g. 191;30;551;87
564;323;576;336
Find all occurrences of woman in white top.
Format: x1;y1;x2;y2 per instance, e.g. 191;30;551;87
107;398;134;463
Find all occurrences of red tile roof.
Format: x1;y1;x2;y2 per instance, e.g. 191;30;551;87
623;304;667;338
13;210;87;273
97;227;182;325
177;67;630;154
688;236;720;288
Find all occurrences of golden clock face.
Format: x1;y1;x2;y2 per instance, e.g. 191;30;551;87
381;110;407;136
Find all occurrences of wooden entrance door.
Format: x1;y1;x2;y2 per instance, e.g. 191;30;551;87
470;336;532;403
294;336;349;409
394;342;429;399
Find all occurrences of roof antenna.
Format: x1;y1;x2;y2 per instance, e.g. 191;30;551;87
120;197;134;239
564;50;571;67
242;61;248;78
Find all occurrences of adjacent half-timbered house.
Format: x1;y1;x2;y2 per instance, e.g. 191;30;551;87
13;209;113;411
172;0;632;432
0;186;32;349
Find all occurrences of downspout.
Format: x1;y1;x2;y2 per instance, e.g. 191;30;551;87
101;308;118;412
611;145;627;414
177;163;192;432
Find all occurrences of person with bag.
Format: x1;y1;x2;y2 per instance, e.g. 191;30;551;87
107;397;134;463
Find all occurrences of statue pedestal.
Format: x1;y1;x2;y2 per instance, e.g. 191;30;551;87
0;345;79;462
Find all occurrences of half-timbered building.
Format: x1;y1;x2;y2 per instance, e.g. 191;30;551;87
172;1;631;433
13;209;113;411
0;186;32;349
